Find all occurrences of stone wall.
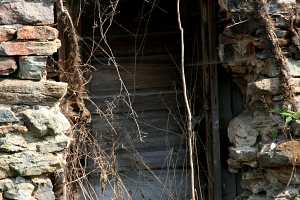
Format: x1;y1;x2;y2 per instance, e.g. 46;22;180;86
0;1;70;199
221;0;300;199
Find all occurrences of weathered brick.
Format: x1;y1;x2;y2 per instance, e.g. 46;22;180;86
18;56;48;80
0;40;61;56
0;0;54;25
17;26;58;41
0;57;17;75
0;25;17;42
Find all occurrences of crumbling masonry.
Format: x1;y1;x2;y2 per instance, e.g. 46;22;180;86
222;0;300;199
0;1;69;199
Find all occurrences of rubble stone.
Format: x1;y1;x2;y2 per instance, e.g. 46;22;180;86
0;25;17;42
228;112;258;147
22;107;70;137
18;56;47;80
0;0;54;25
0;57;17;76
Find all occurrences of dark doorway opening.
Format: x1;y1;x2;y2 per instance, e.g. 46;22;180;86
66;0;242;199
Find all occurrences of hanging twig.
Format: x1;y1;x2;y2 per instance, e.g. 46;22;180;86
176;1;196;200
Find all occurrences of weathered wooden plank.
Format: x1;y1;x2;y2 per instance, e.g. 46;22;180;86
82;32;180;57
0;79;67;106
90;90;182;113
92;111;183;150
83;169;192;200
116;148;187;170
89;63;179;94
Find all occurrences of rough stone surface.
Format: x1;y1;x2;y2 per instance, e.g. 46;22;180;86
0;25;17;42
18;56;47;80
0;79;68;106
247;78;280;95
0;125;28;135
0;107;18;123
0;0;54;25
0;0;69;198
0;134;27;153
22;107;70;137
32;177;55;200
0;40;61;56
229;146;257;162
222;0;300;199
228;112;258;147
287;59;300;77
17;26;58;41
0;151;64;177
0;57;17;76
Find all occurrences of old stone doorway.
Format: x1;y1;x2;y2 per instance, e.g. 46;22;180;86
68;0;237;199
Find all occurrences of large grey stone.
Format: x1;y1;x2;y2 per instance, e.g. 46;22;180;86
7;151;64;177
22;107;70;137
4;182;34;200
0;0;54;25
18;56;47;80
0;79;68;106
36;134;69;153
228;112;259;147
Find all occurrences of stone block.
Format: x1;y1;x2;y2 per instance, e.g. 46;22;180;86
17;26;58;41
22;107;70;137
36;134;70;153
258;141;300;167
0;134;27;153
0;40;61;56
0;25;18;42
0;0;54;25
0;108;18;123
0;57;17;76
32;177;55;200
0;125;28;135
0;151;64;178
18;56;47;80
0;79;68;106
287;59;300;77
229;146;257;162
228;112;259;147
247;78;280;96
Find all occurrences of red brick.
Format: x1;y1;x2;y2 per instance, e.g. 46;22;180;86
17;26;58;41
0;57;17;75
0;40;61;56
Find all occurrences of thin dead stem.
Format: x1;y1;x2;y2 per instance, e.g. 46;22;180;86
176;1;196;200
